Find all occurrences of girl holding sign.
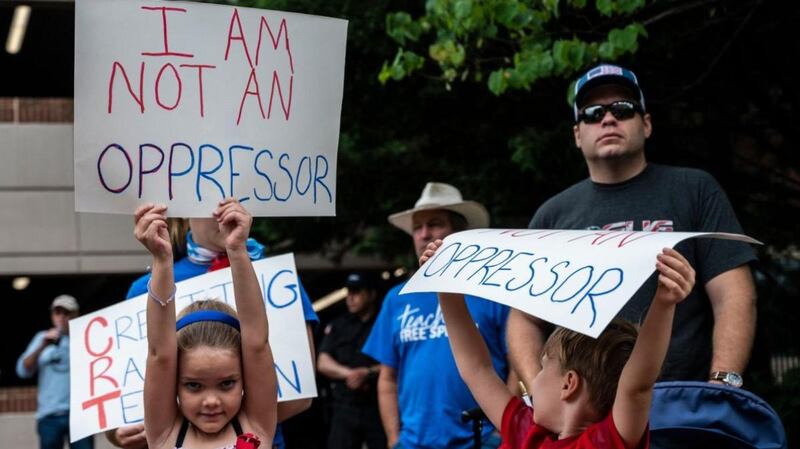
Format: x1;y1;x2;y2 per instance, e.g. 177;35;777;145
135;198;275;449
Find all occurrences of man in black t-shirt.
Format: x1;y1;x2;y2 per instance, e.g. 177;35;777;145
508;64;757;389
318;272;386;449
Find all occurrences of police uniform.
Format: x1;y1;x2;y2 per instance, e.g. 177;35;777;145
320;311;386;449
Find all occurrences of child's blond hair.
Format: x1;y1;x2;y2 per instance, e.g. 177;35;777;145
168;218;190;253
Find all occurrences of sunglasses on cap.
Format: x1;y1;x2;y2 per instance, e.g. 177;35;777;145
577;100;643;124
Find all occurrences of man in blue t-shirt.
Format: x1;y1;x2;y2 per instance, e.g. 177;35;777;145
362;182;511;449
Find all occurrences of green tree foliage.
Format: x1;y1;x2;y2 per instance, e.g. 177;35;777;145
219;0;595;267
379;0;647;97
220;1;798;270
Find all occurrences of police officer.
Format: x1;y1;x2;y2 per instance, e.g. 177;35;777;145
317;272;386;449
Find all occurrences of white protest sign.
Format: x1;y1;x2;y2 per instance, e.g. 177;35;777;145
74;0;347;216
402;229;760;338
69;254;315;441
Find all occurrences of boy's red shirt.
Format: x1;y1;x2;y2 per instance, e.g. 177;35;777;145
499;397;649;449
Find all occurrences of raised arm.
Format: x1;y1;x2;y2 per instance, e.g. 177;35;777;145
17;329;61;376
613;248;695;449
420;240;512;429
137;204;179;448
215;199;277;439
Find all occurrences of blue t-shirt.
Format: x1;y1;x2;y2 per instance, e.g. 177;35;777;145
362;282;509;449
16;332;72;420
126;252;318;448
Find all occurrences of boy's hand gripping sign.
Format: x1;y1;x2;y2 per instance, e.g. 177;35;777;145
74;0;348;216
402;229;760;338
69;254;315;441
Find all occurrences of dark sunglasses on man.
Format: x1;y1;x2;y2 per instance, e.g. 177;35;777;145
577;100;644;124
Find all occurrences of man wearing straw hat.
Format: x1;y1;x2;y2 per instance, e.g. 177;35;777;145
362;182;511;449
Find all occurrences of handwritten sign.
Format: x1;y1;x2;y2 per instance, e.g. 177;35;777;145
402;229;760;338
68;254;316;441
74;0;348;216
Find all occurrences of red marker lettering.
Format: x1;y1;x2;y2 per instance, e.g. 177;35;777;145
180;64;216;117
267;71;292;120
154;63;183;110
237;68;265;125
82;390;122;429
224;8;254;68
108;62;145;114
89;356;119;396
84;316;112;357
140;6;194;58
255;17;293;73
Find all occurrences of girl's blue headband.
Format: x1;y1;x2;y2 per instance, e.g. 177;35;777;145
176;310;240;331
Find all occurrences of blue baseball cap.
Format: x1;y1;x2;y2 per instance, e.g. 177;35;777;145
573;64;645;121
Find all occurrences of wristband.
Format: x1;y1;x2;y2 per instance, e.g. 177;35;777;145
147;279;176;307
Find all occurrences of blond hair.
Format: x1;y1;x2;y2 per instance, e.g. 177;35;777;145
168;218;190;253
176;300;241;353
541;319;638;417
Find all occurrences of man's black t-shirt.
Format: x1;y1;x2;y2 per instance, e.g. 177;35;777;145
530;163;756;380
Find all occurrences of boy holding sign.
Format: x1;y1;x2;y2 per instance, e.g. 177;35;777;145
419;239;695;449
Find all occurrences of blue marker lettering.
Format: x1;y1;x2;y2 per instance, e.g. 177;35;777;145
484;251;534;289
571;268;624;327
275;153;294;202
314;155;331;204
295;155;311;196
168;142;194;200
229;145;253;202
470;249;515;284
455;246;499;278
266;270;299;308
253;149;275;201
530;260;569;297
550;266;594;303
138;143;164;198
274;360;302;398
120;390;144;424
97;143;132;194
122;357;144;387
114;315;137;349
196;144;225;201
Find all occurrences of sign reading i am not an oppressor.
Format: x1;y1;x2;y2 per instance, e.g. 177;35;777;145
74;0;348;216
402;229;760;338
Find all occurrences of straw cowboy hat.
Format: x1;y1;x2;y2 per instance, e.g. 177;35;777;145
388;182;490;235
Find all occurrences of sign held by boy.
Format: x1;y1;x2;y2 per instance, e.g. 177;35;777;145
419;237;695;448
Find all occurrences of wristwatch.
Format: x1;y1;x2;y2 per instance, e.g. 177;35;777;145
710;371;743;388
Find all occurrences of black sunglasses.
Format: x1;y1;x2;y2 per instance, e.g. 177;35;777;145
578;100;643;124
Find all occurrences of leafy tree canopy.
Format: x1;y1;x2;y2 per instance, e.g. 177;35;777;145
379;0;648;98
222;0;798;275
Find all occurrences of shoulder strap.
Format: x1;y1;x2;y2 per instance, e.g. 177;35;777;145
231;416;243;436
174;415;242;447
175;418;190;448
